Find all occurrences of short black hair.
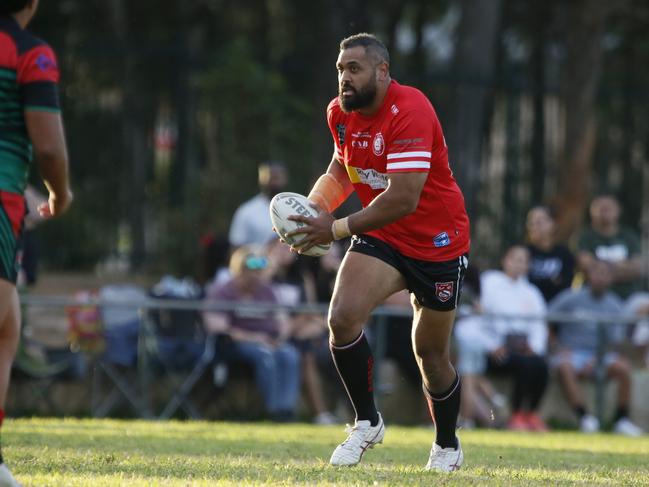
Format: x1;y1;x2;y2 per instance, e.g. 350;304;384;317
0;0;31;15
340;33;390;66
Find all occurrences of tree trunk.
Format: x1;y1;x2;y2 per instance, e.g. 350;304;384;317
446;0;503;220
553;1;611;243
110;0;147;269
530;3;548;206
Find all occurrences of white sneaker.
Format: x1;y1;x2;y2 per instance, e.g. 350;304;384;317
613;417;644;437
580;414;600;434
425;438;464;472
329;413;385;466
0;464;21;487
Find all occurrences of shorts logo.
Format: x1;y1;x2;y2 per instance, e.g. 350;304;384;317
372;133;385;156
433;231;450;248
435;282;454;302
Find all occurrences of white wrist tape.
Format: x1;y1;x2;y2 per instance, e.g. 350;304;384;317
331;217;351;240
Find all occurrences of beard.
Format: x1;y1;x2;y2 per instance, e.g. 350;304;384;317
338;77;377;113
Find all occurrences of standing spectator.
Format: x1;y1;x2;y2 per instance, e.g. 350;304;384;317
480;246;549;432
203;245;301;422
228;161;287;248
0;2;74;485
548;259;644;436
526;206;576;302
577;195;643;299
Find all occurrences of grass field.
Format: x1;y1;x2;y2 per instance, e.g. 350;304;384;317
5;418;649;486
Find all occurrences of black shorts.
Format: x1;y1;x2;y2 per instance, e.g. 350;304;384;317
348;234;468;312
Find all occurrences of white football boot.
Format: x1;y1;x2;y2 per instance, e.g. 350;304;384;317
0;464;21;487
425;438;464;472
330;413;385;466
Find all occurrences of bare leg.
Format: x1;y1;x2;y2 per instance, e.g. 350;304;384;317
328;251;405;422
607;358;631;409
301;351;328;416
411;300;456;393
556;361;585;409
328;252;405;345
0;281;20;408
460;374;477;421
411;299;460;449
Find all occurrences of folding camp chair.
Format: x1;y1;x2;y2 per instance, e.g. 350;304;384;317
144;276;218;419
11;336;85;415
67;287;148;418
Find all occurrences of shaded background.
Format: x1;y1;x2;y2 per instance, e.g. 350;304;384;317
27;0;649;280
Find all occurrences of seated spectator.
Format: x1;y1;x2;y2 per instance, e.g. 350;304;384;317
526;206;576;302
548;259;644;436
480;245;549;432
203;245;301;422
454;264;507;429
577;195;643;300
266;238;338;424
626;292;649;367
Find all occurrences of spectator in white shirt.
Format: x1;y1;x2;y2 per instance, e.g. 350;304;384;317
480;245;549;432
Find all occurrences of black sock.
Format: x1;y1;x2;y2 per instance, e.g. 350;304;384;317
615;406;629;422
330;331;379;425
424;372;461;450
574;406;587;418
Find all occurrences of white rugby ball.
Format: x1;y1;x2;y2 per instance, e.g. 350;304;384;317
269;192;331;257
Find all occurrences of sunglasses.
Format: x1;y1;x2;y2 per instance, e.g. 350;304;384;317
244;255;268;270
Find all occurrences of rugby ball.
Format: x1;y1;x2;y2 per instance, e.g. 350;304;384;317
269;192;331;257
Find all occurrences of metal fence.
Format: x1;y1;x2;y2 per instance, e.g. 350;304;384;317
17;294;647;424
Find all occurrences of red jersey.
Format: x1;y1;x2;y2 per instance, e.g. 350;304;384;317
327;80;470;262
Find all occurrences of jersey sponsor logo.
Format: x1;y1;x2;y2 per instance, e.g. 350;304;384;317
394;137;424;146
435;281;454;302
352;131;371;138
348;166;388;189
390;104;399;115
433;231;450;248
352;140;369;149
372;132;385;156
336;124;346;146
35;53;56;72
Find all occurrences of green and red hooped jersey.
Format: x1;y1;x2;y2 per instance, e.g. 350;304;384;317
0;14;60;194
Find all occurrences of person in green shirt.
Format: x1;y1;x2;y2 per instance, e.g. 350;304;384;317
577;195;643;300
